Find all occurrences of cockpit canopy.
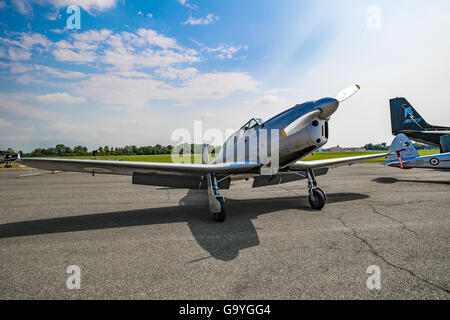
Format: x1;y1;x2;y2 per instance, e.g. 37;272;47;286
225;118;263;146
240;118;263;131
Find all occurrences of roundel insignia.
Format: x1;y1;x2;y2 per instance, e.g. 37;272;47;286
429;158;440;166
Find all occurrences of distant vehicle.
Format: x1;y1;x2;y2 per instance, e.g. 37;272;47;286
384;134;450;170
390;97;450;152
20;85;389;222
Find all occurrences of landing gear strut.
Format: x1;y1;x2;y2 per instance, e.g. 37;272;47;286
208;173;227;222
306;169;327;210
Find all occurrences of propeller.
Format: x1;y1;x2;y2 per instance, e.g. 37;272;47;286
281;84;360;138
335;84;360;102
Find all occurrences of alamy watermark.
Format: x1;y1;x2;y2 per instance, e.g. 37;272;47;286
66;265;81;289
366;5;382;30
66;5;81;30
170;120;280;175
366;265;381;290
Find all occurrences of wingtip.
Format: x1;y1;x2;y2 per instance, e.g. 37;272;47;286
355;84;360;89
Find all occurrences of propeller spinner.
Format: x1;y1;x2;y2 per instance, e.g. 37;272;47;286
281;84;360;138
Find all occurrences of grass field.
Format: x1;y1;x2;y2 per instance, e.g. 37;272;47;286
1;150;440;170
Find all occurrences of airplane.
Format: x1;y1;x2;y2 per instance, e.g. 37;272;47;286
390;97;450;153
0;153;20;167
383;133;450;170
19;84;390;222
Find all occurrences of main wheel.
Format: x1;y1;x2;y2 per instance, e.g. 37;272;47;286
214;197;227;222
308;188;326;210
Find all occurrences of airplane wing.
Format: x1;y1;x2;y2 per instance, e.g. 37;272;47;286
19;158;259;176
288;153;389;170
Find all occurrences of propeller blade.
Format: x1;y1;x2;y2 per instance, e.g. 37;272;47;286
335;84;360;102
281;84;360;138
281;109;321;138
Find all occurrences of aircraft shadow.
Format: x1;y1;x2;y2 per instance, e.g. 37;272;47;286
372;177;450;185
0;192;369;261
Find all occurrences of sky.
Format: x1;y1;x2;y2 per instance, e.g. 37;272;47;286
0;0;449;152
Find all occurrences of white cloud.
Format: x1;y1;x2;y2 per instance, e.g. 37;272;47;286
0;32;50;60
0;1;6;9
35;93;86;104
71;29;112;43
0;62;86;81
11;0;32;14
45;10;61;20
0;93;61;120
172;72;259;105
50;27;67;34
44;29;199;70
16;74;41;84
12;0;118;15
137;11;151;18
0;118;12;127
7;47;31;60
52;48;97;62
135;29;180;49
53;0;118;12
255;95;284;106
155;67;199;80
33;65;86;79
204;44;248;59
177;0;197;10
8;63;34;73
74;72;259;108
184;14;219;26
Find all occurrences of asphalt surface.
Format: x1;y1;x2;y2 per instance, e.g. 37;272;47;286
0;164;449;299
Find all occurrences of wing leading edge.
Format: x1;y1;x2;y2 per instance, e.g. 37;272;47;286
19;158;260;176
288;153;389;170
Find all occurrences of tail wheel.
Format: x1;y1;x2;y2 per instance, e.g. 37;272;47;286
214;197;227;222
308;188;326;210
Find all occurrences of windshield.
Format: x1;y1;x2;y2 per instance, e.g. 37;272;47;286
224;118;263;147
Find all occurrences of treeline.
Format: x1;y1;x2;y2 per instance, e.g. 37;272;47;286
1;148;23;156
29;144;88;157
363;142;439;151
27;143;221;157
363;143;389;151
412;143;439;150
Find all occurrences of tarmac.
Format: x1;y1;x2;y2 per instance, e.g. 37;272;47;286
0;164;449;299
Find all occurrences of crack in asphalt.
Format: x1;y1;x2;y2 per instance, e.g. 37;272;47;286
334;215;450;296
366;202;418;235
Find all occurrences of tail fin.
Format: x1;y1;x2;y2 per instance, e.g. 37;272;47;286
390;97;431;134
386;133;419;163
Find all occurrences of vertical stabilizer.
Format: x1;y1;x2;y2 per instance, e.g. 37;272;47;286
390;97;431;134
386;133;419;163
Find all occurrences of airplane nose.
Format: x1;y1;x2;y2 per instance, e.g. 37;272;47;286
314;98;339;120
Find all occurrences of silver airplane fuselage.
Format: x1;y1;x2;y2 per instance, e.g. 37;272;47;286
213;98;338;169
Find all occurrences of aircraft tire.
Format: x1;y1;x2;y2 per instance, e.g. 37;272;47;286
308;189;326;210
214;197;227;222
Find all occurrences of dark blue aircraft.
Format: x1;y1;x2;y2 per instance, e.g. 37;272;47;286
390;97;450;153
